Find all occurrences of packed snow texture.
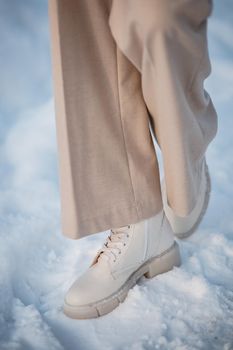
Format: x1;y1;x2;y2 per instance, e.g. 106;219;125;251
0;1;233;349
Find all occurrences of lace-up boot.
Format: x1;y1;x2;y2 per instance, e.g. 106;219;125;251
63;209;181;319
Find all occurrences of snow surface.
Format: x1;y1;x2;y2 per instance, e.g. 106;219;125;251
0;1;233;350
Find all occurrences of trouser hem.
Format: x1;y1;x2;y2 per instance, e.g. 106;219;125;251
61;198;163;240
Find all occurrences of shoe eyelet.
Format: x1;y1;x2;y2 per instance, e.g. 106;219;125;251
119;251;121;254
123;243;126;246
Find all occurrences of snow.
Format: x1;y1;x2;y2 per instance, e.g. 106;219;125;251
0;1;233;349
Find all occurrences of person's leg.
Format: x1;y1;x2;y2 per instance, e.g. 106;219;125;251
48;0;182;320
109;0;218;236
47;0;218;319
48;0;163;240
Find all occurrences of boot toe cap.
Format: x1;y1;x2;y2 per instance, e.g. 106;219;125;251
64;264;116;307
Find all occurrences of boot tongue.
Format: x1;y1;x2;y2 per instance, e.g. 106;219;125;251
90;225;130;267
90;249;109;267
97;252;109;262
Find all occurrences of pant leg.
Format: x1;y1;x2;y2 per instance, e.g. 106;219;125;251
109;0;218;220
48;0;163;239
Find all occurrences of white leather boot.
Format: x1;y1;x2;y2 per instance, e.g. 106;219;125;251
63;209;181;319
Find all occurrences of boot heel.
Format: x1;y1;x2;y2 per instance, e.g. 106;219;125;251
144;241;181;279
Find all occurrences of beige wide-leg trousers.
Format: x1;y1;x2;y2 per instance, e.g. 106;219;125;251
48;0;218;240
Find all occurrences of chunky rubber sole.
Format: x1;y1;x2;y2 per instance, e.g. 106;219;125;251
63;241;181;319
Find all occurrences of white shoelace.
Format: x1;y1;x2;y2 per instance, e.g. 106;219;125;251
97;225;131;263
